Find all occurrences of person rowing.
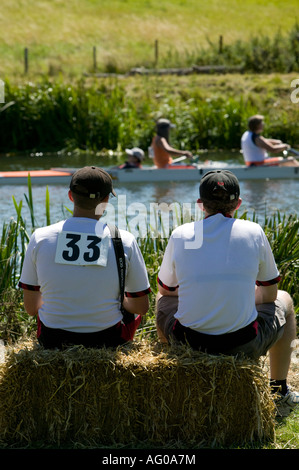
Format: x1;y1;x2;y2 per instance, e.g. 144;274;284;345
151;118;194;168
241;115;299;167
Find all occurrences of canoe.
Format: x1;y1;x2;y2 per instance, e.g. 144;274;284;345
0;169;74;185
0;163;299;185
109;163;299;182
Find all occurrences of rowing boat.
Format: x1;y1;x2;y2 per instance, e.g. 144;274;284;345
0;169;74;186
0;162;298;185
109;163;299;182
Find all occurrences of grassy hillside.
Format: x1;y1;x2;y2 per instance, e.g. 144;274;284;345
0;0;298;77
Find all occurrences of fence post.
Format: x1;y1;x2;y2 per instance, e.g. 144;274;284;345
155;39;159;66
24;47;29;74
93;46;97;71
219;35;223;54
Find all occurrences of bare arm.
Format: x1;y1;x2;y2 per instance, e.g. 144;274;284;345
255;284;278;305
158;284;178;297
255;135;289;153
23;290;43;316
159;137;193;158
122;294;150;316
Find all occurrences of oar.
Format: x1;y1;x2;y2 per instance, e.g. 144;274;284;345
283;148;299;159
172;156;187;164
289;147;299;157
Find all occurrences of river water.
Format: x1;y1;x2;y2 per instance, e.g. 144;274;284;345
0;152;298;234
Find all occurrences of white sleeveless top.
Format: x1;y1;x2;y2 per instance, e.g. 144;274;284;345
241;131;268;163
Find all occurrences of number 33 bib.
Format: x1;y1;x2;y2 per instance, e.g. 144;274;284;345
55;231;109;266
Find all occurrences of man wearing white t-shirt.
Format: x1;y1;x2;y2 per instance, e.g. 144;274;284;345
156;169;298;416
19;166;150;349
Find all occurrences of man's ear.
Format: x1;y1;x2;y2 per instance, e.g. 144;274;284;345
197;198;205;210
236;197;242;210
68;189;74;202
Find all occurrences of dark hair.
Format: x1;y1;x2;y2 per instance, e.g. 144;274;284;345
248;115;264;132
156;126;170;140
201;194;239;215
71;191;106;211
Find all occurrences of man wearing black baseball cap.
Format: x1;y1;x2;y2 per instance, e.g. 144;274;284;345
156;169;298;417
199;169;241;215
70;165;116;202
19;166;150;350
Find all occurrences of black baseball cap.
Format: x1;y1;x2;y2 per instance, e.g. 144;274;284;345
199;170;240;201
70;166;116;200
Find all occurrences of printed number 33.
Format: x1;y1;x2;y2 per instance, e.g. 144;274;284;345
63;233;102;262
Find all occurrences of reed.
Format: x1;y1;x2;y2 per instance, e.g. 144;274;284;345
0;208;29;293
263;211;299;308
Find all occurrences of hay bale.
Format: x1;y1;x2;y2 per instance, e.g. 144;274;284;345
0;339;275;447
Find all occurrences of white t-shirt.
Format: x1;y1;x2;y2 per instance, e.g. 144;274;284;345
19;218;150;332
158;214;280;335
241;131;268;163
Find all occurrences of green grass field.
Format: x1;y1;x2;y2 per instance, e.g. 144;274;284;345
1;0;299;77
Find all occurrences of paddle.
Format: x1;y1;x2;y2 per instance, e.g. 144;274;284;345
172;156;187;164
283;148;299;159
289;148;299;157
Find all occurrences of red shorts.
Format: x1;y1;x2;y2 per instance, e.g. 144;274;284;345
245;157;281;167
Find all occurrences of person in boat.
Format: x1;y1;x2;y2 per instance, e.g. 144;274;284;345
18;166;150;349
241;114;299;167
151;118;194;168
156;169;299;417
119;147;145;169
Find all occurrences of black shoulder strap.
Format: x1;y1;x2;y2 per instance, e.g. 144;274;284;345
107;224;125;304
107;224;134;324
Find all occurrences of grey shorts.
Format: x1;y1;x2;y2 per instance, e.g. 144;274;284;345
156;296;286;359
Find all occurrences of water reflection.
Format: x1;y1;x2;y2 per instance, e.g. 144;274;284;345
240;179;299;217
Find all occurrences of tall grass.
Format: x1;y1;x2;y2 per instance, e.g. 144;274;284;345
0;202;29;293
0;79;152;153
171;25;299;74
1;75;299;154
240;211;299;310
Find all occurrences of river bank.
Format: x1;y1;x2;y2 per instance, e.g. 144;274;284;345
1;73;299;155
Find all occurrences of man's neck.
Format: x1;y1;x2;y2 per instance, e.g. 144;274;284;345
204;211;233;219
72;207;101;220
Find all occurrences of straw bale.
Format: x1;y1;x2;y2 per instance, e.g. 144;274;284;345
0;339;275;448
